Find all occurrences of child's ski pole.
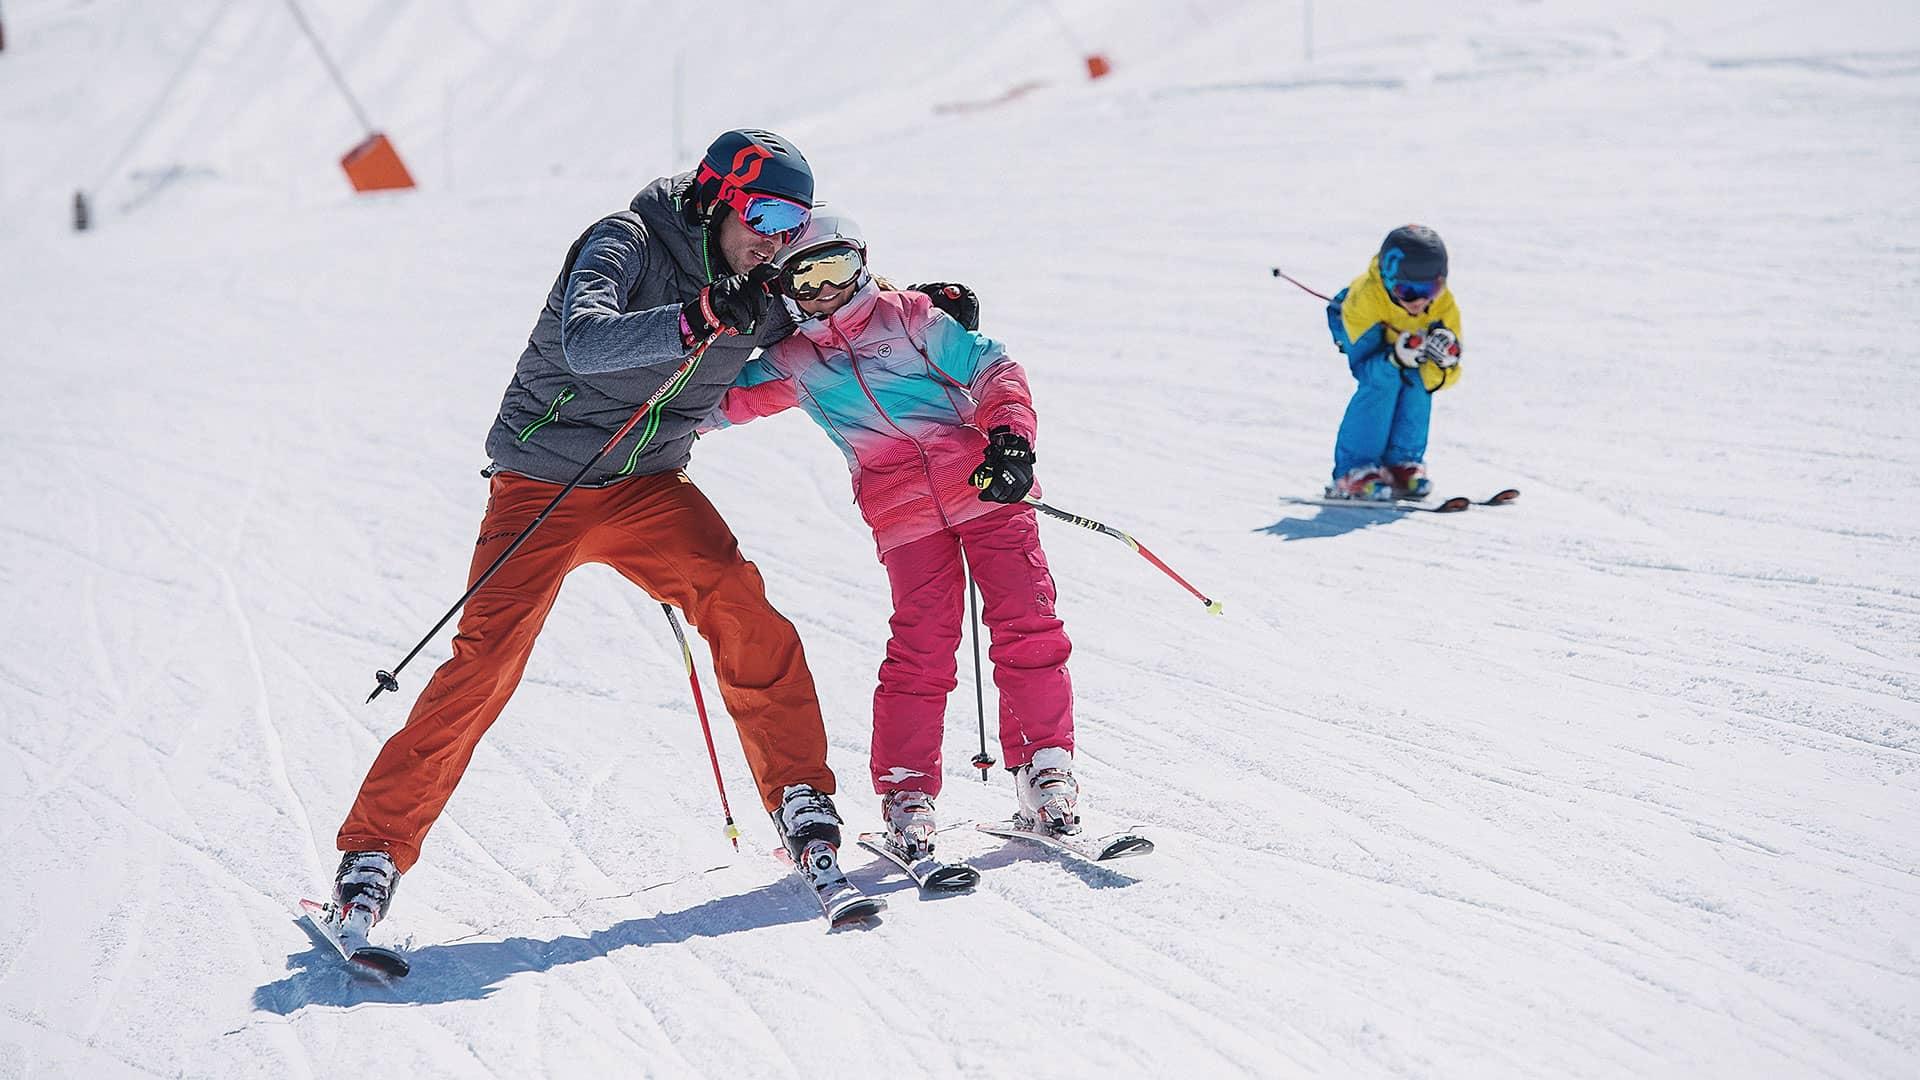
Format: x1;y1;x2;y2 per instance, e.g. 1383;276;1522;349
1270;266;1331;302
966;571;994;781
661;603;740;850
1023;496;1223;615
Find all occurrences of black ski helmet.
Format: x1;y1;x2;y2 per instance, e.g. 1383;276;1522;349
692;129;814;214
1378;224;1448;291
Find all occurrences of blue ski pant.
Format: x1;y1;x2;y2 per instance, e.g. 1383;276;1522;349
1333;355;1432;478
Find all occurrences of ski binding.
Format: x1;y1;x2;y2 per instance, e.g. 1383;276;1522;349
773;844;886;928
299;898;410;978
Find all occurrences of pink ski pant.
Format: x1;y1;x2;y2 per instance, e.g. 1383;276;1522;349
871;505;1073;797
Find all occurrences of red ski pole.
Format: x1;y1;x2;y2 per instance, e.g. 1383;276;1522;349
661;603;740;849
1023;496;1223;615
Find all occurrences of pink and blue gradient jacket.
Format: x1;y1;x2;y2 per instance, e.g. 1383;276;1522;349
708;280;1038;556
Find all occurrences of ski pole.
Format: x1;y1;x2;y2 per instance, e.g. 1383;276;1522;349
1023;496;1223;615
1270;266;1331;302
368;331;723;703
662;603;740;849
966;569;995;781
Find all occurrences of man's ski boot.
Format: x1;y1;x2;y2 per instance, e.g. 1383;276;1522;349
1015;746;1081;836
1325;466;1393;502
1388;462;1432;499
300;849;409;976
333;850;399;932
773;784;882;927
880;790;938;860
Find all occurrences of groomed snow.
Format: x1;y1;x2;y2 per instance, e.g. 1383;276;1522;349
2;1;1917;1076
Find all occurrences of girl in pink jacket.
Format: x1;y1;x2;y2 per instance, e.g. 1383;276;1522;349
709;214;1079;858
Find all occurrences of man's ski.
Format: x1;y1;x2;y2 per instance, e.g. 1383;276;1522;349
975;820;1155;862
1478;487;1521;505
298;898;410;978
856;833;981;893
772;845;886;928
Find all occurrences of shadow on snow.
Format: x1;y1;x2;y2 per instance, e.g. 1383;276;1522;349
252;876;827;1013
1255;506;1406;541
253;837;1142;1013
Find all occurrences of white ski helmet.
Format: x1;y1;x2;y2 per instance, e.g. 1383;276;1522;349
771;212;871;301
771;211;867;270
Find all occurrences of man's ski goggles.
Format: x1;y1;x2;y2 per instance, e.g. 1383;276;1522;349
1388;277;1444;303
782;244;865;299
719;188;811;239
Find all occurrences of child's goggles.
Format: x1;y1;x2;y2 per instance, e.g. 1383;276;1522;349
782;244;866;299
1388;277;1444;303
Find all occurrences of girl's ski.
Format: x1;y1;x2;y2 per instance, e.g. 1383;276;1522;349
975;821;1155;862
856;833;981;893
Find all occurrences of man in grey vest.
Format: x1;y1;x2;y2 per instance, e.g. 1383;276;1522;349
331;130;849;935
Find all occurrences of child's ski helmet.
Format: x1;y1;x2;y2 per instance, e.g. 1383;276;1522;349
1378;224;1448;292
771;213;868;299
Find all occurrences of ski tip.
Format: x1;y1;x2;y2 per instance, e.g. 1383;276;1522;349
1484;488;1521;505
1434;496;1472;513
1097;836;1156;860
349;948;411;978
923;866;982;892
828;898;887;930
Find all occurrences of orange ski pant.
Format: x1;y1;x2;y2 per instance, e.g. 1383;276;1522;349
337;469;833;872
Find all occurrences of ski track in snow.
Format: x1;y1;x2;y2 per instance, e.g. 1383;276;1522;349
4;0;1920;1077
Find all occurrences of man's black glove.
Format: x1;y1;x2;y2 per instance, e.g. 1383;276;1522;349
909;282;980;331
685;264;778;339
970;426;1035;503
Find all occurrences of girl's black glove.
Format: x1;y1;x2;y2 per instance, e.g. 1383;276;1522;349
970;426;1035;503
909;282;980;331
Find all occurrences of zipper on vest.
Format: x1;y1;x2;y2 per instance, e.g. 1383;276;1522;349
517;386;576;442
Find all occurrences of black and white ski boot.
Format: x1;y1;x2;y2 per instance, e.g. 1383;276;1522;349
772;785;883;928
334;850;399;928
301;850;409;977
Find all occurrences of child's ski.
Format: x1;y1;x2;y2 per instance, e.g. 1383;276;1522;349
298;898;410;978
1289;494;1472;513
855;833;981;893
975;820;1155;863
772;845;886;928
1288;488;1517;514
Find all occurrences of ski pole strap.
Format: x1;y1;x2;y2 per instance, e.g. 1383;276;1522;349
1023;496;1223;615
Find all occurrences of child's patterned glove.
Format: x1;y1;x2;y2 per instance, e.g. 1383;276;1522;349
970;426;1036;503
1391;330;1428;368
1423;327;1462;368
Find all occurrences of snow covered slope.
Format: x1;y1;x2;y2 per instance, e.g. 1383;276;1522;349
3;1;1918;1076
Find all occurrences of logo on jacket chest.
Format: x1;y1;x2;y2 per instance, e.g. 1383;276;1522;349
876;343;892;358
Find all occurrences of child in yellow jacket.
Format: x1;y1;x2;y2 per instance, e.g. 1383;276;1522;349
1324;224;1463;500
